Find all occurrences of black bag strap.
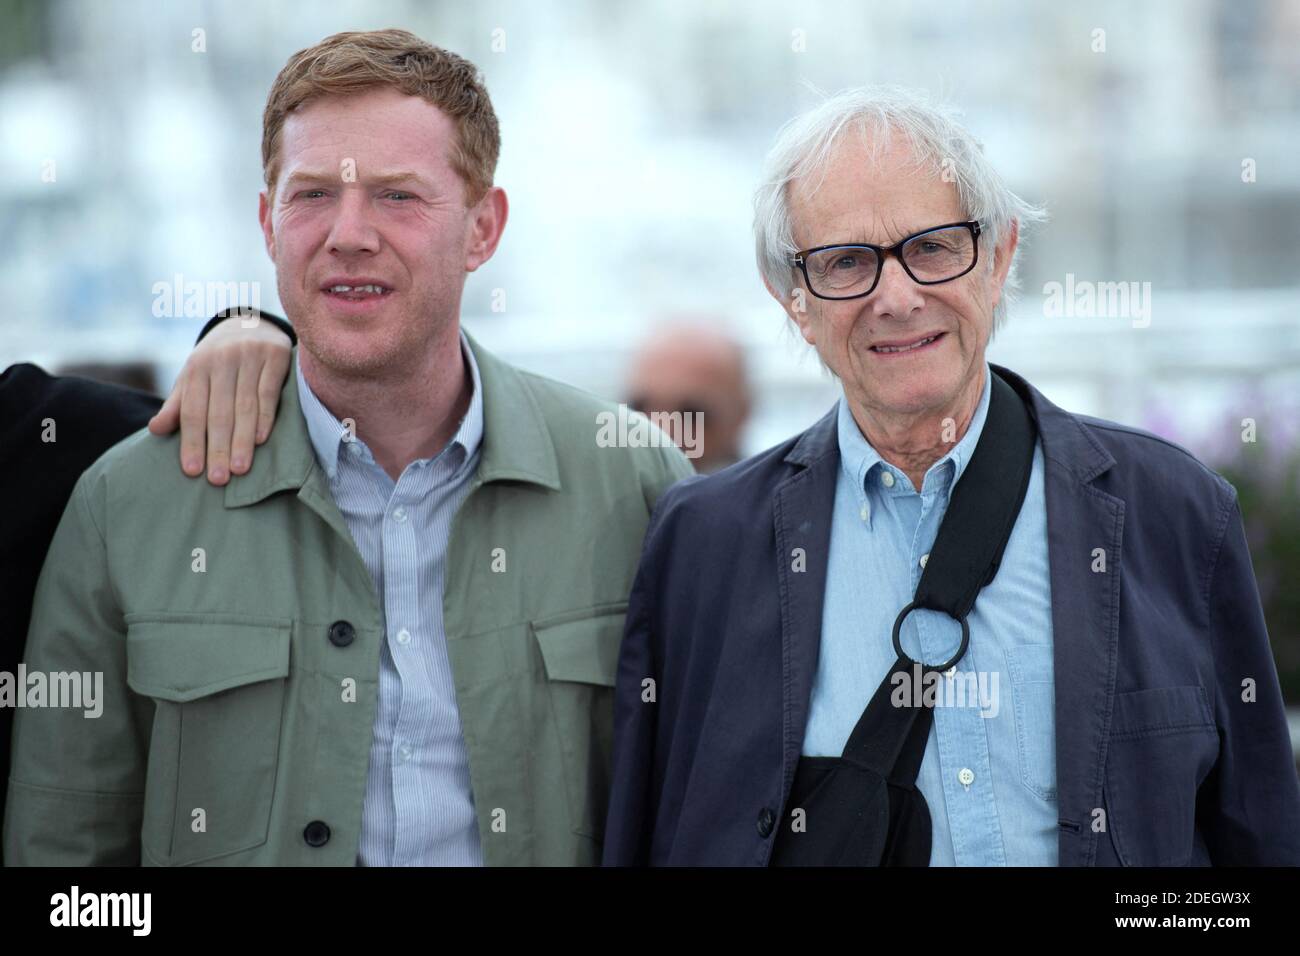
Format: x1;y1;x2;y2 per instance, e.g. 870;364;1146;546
842;656;938;776
914;371;1036;621
885;370;1037;674
841;370;1037;768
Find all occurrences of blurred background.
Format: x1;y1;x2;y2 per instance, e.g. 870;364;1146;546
1;0;1298;729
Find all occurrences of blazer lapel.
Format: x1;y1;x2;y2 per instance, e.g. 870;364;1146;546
773;406;841;806
993;365;1125;868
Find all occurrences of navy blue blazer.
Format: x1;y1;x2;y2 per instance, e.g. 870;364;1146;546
602;365;1300;866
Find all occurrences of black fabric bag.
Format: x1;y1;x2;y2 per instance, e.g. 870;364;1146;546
770;370;1037;867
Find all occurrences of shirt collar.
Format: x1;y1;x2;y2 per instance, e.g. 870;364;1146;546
294;329;484;481
837;361;993;508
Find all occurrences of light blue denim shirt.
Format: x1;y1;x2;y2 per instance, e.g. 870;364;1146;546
803;364;1060;865
296;333;485;866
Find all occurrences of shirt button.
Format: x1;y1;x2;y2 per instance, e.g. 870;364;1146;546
881;471;895;488
348;443;362;458
395;628;412;646
958;768;975;787
756;807;776;838
919;553;929;568
399;744;413;762
859;503;870;522
392;506;408;523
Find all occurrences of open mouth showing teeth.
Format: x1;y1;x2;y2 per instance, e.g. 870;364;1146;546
870;332;944;354
325;284;392;298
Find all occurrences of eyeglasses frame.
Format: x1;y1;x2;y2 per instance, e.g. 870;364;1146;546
789;220;984;301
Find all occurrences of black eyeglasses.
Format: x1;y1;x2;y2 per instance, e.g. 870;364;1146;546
789;220;982;300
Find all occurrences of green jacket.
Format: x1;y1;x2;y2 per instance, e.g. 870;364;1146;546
4;335;691;866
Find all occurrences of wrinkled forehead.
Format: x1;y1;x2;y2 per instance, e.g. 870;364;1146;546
787;130;963;246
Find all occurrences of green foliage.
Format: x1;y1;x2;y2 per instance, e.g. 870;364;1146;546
1215;440;1300;704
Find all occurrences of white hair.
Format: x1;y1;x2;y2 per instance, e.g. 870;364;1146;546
754;85;1047;332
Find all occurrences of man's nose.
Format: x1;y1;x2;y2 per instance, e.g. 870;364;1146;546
869;254;926;320
325;189;381;256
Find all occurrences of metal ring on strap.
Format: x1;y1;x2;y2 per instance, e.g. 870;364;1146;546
891;600;971;674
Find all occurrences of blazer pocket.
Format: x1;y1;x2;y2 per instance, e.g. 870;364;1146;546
1103;685;1217;866
531;604;625;843
126;615;291;866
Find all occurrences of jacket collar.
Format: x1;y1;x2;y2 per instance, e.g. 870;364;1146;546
991;363;1116;485
784;362;1117;488
784;405;839;469
224;328;560;511
294;329;485;483
464;329;561;490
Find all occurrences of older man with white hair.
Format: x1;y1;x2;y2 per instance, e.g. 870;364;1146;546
603;86;1300;866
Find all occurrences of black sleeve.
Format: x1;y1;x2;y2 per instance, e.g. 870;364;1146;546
194;308;295;346
0;363;162;834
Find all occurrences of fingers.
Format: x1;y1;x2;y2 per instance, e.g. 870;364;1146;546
203;358;238;486
255;350;287;446
148;384;182;437
228;356;261;475
170;314;293;480
177;373;209;477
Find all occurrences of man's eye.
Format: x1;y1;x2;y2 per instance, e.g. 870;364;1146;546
298;190;327;200
832;255;860;270
916;240;950;254
385;191;414;201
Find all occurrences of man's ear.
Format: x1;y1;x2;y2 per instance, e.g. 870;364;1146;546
466;186;508;273
987;217;1020;311
258;190;276;261
764;273;817;347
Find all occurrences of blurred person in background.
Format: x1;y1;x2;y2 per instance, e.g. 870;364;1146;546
625;319;752;474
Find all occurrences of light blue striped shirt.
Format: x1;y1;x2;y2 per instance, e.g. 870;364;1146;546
804;364;1060;865
295;334;484;866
